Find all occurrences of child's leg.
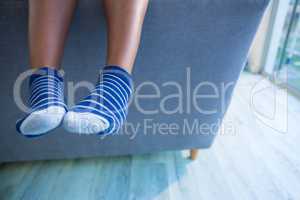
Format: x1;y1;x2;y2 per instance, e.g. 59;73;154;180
63;0;149;135
104;0;149;73
17;0;77;137
29;0;77;69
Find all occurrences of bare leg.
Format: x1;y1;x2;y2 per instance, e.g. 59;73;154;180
17;0;76;137
103;0;149;73
29;0;77;69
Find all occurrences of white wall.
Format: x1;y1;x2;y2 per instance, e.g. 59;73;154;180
248;3;273;73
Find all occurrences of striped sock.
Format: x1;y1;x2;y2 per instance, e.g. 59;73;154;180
63;66;133;136
16;67;67;137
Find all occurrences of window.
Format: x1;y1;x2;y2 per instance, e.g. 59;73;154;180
275;0;300;92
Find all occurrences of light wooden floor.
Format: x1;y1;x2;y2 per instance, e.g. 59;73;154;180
1;73;300;200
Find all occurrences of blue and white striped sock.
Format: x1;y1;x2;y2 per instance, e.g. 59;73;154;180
63;66;133;136
16;67;67;137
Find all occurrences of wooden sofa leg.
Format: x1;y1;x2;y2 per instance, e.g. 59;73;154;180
189;149;199;160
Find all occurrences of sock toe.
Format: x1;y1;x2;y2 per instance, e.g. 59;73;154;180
63;111;109;135
18;106;66;137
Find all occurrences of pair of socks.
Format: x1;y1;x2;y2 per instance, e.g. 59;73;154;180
16;66;132;137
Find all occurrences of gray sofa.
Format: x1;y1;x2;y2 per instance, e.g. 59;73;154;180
0;0;269;162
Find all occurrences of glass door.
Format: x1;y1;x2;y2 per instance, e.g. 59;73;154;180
276;0;300;92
